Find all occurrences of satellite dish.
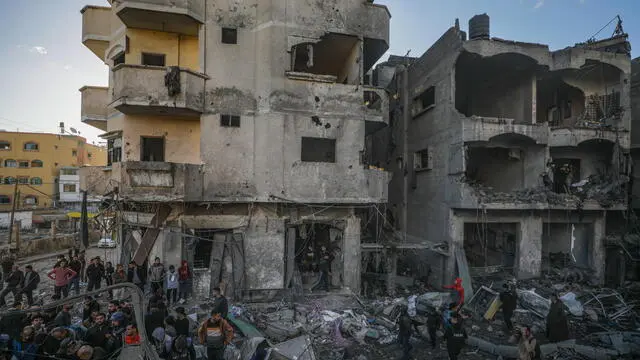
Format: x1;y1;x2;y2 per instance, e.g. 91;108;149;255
70;127;78;134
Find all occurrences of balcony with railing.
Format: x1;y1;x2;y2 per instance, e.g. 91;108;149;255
114;0;204;36
110;64;207;117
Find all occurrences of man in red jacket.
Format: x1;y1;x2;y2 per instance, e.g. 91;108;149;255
443;277;465;308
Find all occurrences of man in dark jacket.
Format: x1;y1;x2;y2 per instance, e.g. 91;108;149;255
444;314;467;360
145;305;166;339
546;294;570;342
499;284;517;331
212;287;228;319
85;313;110;348
127;261;146;291
20;265;40;307
86;258;104;292
174;307;190;337
426;310;441;349
397;307;413;360
82;296;100;323
68;256;83;296
0;265;24;307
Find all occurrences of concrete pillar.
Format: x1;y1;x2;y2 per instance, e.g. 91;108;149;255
516;215;542;279
531;76;537;124
592;215;606;284
386;251;397;295
343;215;361;294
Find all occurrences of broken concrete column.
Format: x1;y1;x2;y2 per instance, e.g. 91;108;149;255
591;215;606;284
244;207;285;289
343;214;361;294
516;215;542;279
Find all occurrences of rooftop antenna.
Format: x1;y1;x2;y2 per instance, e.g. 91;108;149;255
59;122;65;134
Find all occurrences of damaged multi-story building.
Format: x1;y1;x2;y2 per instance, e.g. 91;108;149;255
78;0;390;298
372;14;632;287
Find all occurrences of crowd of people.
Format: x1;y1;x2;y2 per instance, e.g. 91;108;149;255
0;249;241;360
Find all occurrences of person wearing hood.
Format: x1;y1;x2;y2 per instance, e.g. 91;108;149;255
166;265;179;307
197;309;234;360
443;277;465;308
444;314;467;360
149;258;166;295
177;261;192;303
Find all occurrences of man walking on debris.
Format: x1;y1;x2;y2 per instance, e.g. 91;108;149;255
397;306;413;360
198;308;234;360
149;257;166;294
546;294;569;342
500;283;517;331
20;265;40;307
444;313;467;360
0;264;23;306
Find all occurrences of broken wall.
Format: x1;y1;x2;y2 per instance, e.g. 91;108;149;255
244;207;285;290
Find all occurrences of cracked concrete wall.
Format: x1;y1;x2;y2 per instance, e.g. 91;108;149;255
197;0;389;203
243;207;285;289
382;22;626;286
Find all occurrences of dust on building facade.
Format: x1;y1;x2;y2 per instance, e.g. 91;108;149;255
79;0;391;298
372;14;632;287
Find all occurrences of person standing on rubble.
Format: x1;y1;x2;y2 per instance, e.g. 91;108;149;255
444;313;467;360
212;287;228;320
312;246;333;292
149;257;166;295
499;284;517;331
426;309;441;349
397;306;413;360
198;308;234;360
546;294;569;343
443;277;465;308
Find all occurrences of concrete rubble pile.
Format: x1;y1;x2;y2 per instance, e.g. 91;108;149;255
467;174;627;207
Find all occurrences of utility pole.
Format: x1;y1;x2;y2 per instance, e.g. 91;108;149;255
80;190;89;250
8;183;19;246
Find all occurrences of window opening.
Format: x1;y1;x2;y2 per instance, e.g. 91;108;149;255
301;137;336;163
141;53;166;67
141;137;165;162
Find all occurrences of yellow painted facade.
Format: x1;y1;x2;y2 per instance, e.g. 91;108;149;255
0;132;107;211
82;6;202;164
126;29;199;71
108;114;201;164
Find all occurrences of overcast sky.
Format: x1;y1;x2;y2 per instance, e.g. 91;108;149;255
0;0;636;144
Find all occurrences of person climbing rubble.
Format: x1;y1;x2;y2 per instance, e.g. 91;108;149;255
499;283;517;331
443;277;465;308
546;294;570;343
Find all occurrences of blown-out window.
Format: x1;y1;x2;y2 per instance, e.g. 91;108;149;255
0;141;10;150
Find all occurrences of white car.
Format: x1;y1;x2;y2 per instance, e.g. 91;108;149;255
97;238;117;248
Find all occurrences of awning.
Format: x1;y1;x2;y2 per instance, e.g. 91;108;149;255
67;212;97;219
